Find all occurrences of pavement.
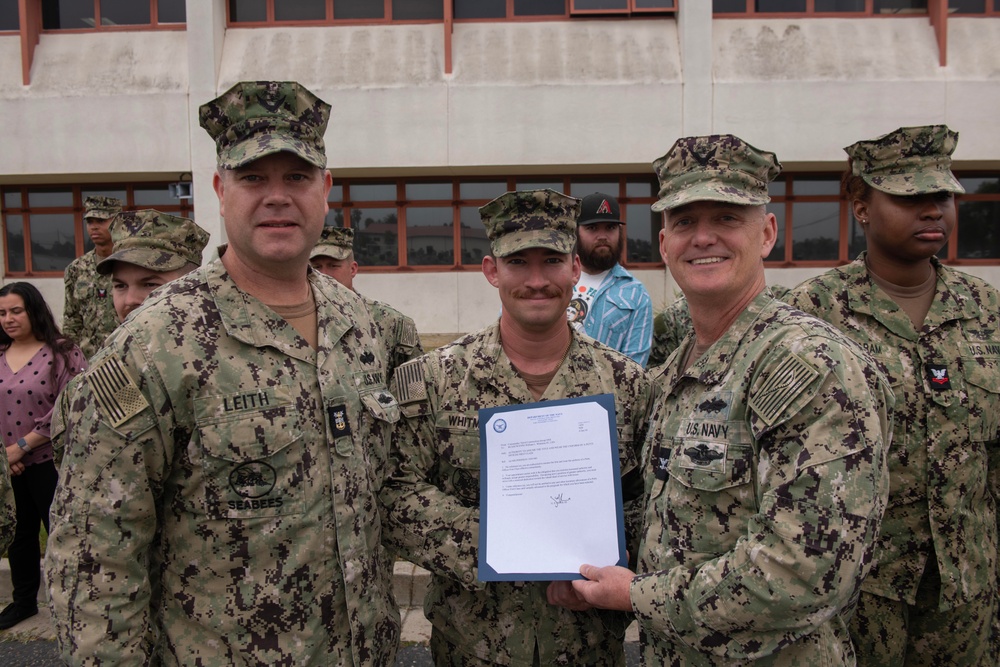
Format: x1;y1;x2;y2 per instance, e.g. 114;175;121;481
0;558;639;665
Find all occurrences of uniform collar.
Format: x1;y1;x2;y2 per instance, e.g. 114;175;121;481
845;253;980;337
204;259;357;364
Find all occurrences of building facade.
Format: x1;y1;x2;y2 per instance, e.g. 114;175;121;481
2;0;999;334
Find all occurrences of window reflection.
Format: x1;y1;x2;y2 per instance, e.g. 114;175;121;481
353;208;398;266
5;215;25;273
792;202;840;261
624;204;660;264
460;207;491;265
407;207;453;266
30;214;77;272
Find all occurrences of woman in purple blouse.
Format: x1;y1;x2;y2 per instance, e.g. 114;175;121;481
0;282;86;630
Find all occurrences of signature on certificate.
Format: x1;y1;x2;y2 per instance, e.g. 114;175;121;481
550;493;571;507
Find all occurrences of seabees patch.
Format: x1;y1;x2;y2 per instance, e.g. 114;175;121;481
88;356;149;428
748;352;819;427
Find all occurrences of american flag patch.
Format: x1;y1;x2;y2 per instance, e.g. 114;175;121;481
749;353;819;427
88;356;150;428
399;321;420;348
393;359;427;405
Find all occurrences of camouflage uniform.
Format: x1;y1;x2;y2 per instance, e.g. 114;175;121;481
635;292;893;664
96;209;209;277
649;296;691;369
46;261;401;666
785;125;998;667
383;324;652;666
312;227;424;379
649;286;792;369
364;296;423;379
0;450;13;556
63;196;122;358
46;81;401;667
382;189;655;666
631;136;893;665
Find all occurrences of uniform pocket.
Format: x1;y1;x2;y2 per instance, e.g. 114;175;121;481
194;386;303;519
665;441;756;554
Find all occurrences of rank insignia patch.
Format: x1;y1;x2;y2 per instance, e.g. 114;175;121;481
926;363;951;390
329;404;351;437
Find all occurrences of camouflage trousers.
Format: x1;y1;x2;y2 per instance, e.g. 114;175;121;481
430;628;627;667
850;561;997;666
430;630;541;667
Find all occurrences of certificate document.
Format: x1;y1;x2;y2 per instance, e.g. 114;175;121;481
477;393;626;581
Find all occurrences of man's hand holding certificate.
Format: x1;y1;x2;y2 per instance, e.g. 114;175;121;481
477;393;627;581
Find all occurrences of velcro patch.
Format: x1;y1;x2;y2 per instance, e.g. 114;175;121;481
749;353;819;427
399;321;420;348
88;356;150;428
393;359;427;405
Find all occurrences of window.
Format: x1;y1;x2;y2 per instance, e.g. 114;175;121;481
7;173;999;275
0;0;18;31
570;0;675;13
228;0;444;24
764;172;1000;266
2;184;195;276
228;0;676;23
326;175;664;271
949;0;1000;13
956;176;1000;259
40;0;185;29
713;0;937;14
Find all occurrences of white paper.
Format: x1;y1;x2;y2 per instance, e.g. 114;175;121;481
480;397;622;578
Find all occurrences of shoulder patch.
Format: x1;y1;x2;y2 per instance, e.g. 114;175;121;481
748;352;820;427
399;319;420;348
88;356;150;428
393;359;428;405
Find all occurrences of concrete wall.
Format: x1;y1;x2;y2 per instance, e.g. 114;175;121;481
1;5;999;332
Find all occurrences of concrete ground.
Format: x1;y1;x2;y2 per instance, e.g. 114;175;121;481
0;558;639;665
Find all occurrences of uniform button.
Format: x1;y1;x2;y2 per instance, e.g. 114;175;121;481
462;572;473;583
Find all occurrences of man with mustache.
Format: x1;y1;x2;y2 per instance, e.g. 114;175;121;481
382;189;653;666
570;192;653;367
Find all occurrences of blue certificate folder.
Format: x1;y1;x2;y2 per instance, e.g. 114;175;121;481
477;393;627;582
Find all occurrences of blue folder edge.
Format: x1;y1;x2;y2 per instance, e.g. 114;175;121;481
477;393;626;582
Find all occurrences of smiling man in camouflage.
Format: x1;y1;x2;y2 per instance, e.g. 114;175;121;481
382;189;653;666
46;81;400;666
572;135;894;664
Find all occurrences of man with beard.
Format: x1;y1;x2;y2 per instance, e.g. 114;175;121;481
570;192;653;366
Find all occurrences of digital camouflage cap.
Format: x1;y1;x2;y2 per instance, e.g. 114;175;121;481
480;189;580;257
84;196;123;221
651;135;781;212
199;81;331;170
96;209;210;275
311;226;354;261
844;125;965;196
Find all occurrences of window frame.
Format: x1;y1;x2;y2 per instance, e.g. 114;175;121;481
1;183;195;277
5;172;1000;277
570;0;676;15
713;0;1000;16
225;0;678;25
226;0;446;26
35;0;187;32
